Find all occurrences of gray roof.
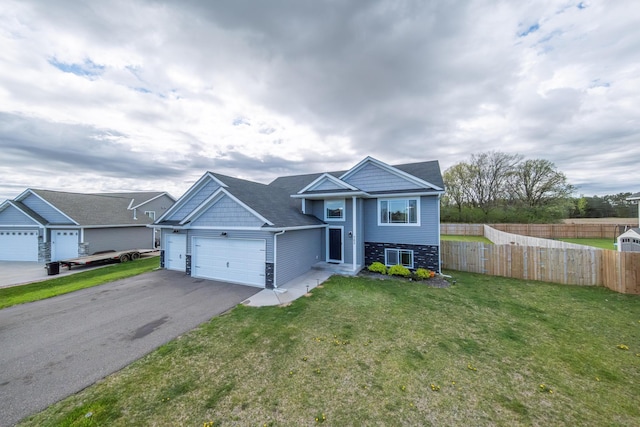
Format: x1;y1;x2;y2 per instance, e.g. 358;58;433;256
90;192;171;207
269;160;444;194
206;173;325;228
627;192;640;200
30;189;167;226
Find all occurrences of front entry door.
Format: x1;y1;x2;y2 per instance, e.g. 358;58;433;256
328;227;343;263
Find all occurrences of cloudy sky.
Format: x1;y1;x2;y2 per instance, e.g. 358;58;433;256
1;0;638;201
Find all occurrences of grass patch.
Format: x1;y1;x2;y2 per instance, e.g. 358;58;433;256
0;257;159;309
441;234;493;243
557;238;616;250
20;272;640;426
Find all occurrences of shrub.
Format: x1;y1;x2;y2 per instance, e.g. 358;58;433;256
368;262;387;275
415;268;432;280
388;264;411;277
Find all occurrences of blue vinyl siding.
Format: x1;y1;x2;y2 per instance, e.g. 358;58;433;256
0;205;39;225
275;228;322;286
22;194;72;224
168;179;220;221
363;196;439;245
190;195;264;227
343;162;423;192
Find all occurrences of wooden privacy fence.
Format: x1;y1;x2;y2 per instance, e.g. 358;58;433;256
483;225;595;249
441;223;633;239
441;241;640;295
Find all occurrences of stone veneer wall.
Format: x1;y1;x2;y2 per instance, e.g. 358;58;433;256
78;243;89;257
159;250;165;268
38;241;51;263
365;242;440;272
265;263;274;289
185;254;192;275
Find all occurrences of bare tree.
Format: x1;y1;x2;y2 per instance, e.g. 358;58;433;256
508;159;574;207
466;152;522;214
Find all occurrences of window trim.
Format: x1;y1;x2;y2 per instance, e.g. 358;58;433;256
378;197;420;226
384;248;414;268
145;210;156;220
324;199;345;221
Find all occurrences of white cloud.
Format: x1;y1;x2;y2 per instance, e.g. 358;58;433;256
0;0;638;201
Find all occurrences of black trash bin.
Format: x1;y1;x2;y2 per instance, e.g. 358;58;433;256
46;262;60;276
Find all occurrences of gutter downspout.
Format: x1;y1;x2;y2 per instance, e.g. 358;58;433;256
273;230;286;288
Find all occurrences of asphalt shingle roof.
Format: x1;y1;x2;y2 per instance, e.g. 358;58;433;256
30;190;166;226
208;173;325;228
269;160;444;193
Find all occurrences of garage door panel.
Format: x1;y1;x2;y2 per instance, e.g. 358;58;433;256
0;230;39;261
192;237;266;287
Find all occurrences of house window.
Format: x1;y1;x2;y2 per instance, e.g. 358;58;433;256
145;211;156;220
385;248;414;268
378;198;419;225
325;199;345;221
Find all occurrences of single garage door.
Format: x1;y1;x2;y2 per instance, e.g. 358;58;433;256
165;233;187;271
0;229;39;261
51;230;79;261
192;237;266;287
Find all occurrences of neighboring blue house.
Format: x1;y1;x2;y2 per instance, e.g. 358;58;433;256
0;189;175;262
153;156;445;288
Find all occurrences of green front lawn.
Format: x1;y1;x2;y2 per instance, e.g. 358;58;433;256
21;272;640;426
557;238;616;250
0;257;159;309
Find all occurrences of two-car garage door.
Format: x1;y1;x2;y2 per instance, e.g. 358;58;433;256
0;230;39;261
192;237;266;287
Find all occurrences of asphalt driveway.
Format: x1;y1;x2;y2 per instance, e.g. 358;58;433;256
0;270;259;426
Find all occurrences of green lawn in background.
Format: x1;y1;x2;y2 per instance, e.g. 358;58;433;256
0;257;159;309
441;234;493;243
557;238;616;250
21;271;640;426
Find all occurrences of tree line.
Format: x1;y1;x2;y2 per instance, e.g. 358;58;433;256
441;151;637;223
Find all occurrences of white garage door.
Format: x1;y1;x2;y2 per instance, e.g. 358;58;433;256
192;237;266;287
0;230;39;261
165;233;187;271
51;230;79;261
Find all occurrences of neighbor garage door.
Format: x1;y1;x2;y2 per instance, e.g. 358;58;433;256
0;229;39;261
192;237;266;287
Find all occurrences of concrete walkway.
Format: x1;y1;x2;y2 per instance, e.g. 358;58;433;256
242;269;334;307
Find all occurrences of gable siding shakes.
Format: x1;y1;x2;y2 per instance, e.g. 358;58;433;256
0;205;39;225
311;178;347;192
343;162;424;192
22;194;72;224
167;180;220;221
189;195;265;227
363;196;439;245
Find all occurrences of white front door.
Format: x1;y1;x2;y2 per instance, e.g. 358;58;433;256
51;230;79;261
192;237;266;287
165;233;187;271
0;230;39;261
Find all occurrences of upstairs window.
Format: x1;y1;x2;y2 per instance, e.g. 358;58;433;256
325;199;345;221
379;198;419;226
145;211;156;220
